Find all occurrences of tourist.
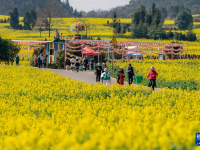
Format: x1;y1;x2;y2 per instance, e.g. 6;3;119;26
101;68;111;86
43;56;47;68
90;57;94;71
117;66;124;83
37;53;43;68
15;55;20;66
146;66;158;91
126;64;135;85
83;57;88;71
70;57;76;72
96;63;102;82
102;63;107;73
75;58;80;72
119;67;125;85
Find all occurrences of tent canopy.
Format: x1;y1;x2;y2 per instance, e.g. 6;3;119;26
126;47;141;56
83;47;101;56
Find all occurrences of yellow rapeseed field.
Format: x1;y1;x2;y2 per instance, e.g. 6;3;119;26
108;59;200;90
1;15;200;56
0;65;200;150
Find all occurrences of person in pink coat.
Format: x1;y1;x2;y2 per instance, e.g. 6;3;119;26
146;66;158;90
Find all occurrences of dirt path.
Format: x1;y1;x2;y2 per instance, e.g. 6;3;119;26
38;68;162;91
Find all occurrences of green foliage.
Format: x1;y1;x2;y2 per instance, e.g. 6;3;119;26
56;51;64;69
0;37;20;64
30;46;44;67
30;7;37;29
24;11;32;30
175;10;193;30
10;7;19;29
169;4;185;19
131;4;165;40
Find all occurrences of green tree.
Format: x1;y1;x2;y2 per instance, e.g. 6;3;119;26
10;7;19;29
186;30;197;41
24;11;32;30
112;12;118;35
175;10;193;30
116;20;121;35
0;37;20;64
30;7;37;29
56;51;65;69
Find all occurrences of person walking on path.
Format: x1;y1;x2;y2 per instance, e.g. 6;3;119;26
90;57;94;71
75;58;80;72
118;67;125;85
37;53;43;68
70;57;76;72
43;56;47;68
146;66;158;91
15;55;20;65
102;63;107;73
101;68;111;86
126;64;135;85
83;57;88;71
117;66;124;83
96;63;102;82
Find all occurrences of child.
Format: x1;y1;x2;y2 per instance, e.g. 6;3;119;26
146;66;158;91
101;68;111;86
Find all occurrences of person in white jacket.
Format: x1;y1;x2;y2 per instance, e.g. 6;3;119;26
70;57;76;72
101;68;111;86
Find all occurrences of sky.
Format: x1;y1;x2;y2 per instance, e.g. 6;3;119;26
64;0;130;12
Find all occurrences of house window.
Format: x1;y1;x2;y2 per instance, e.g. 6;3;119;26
50;49;54;55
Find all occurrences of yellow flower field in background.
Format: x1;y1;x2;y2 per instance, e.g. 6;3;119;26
0;65;200;150
109;59;200;90
164;20;174;25
1;15;200;56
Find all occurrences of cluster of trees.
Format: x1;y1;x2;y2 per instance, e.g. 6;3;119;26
131;4;165;39
10;7;37;30
0;18;10;23
111;12;129;36
166;30;197;41
0;37;20;64
130;4;197;41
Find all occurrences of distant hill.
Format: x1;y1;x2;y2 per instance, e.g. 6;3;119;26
87;0;200;18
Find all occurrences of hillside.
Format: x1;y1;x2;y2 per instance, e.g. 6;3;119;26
88;0;200;18
0;0;73;16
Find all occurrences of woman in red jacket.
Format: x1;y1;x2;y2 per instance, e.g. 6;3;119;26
146;66;158;90
118;67;125;85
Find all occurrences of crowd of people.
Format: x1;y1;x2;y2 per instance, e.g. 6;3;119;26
69;57;158;90
70;57;95;72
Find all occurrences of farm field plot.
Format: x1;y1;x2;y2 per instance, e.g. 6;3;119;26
0;65;200;150
1;15;200;57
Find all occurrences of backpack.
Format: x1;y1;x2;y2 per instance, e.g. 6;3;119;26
38;56;40;61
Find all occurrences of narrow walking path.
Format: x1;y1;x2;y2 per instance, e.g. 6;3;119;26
38;68;162;91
